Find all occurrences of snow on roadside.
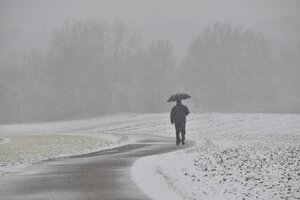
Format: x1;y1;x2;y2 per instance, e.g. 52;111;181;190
132;155;183;200
131;113;300;200
0;114;146;176
0;133;130;176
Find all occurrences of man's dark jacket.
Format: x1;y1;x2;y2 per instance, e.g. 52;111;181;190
170;104;189;124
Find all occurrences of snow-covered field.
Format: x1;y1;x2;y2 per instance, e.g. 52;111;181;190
1;113;300;199
130;113;300;200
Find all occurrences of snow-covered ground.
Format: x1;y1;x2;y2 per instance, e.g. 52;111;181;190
130;113;300;200
1;113;300;199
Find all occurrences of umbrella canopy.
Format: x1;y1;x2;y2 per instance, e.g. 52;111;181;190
167;93;191;102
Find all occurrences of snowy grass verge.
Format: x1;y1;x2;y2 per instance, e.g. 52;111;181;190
0;133;128;176
132;155;183;200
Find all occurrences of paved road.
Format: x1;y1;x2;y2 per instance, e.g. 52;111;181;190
0;135;193;200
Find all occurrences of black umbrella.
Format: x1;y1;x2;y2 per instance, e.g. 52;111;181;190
167;93;191;102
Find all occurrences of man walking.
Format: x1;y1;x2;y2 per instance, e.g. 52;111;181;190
170;100;189;145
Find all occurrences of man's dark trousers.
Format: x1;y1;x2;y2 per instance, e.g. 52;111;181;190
175;122;186;144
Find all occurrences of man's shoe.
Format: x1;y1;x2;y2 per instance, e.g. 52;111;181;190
176;141;180;145
182;140;185;145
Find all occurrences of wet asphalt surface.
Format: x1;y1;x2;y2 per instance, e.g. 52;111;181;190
0;135;193;200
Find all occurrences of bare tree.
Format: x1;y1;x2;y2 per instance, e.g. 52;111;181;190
139;40;176;112
183;23;271;111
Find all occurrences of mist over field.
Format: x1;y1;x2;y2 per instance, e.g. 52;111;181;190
1;0;300;124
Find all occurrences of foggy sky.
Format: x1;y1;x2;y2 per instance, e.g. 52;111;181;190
1;0;300;32
1;0;300;54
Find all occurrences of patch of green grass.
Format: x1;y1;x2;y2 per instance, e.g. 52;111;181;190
0;134;107;166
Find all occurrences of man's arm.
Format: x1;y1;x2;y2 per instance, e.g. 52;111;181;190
185;106;190;116
170;107;175;124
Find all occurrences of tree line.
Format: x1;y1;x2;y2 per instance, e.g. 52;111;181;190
1;20;299;124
